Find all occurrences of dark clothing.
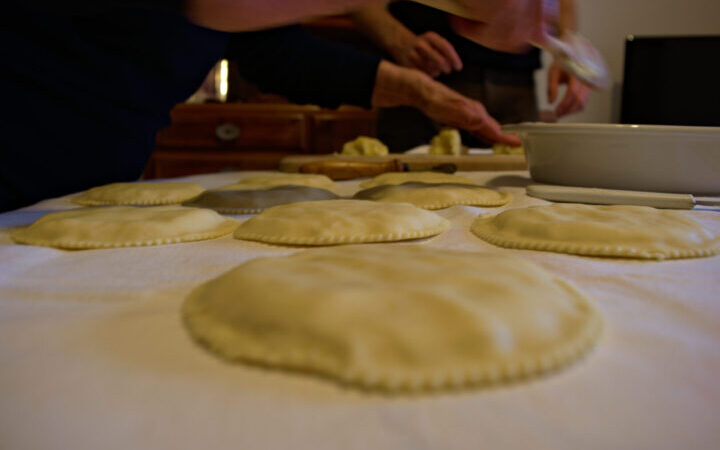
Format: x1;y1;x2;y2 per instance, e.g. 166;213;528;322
388;1;542;71
1;2;381;212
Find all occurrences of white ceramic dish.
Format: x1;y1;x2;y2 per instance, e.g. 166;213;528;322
503;123;720;195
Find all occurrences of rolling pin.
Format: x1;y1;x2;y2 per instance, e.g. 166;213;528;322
298;159;456;180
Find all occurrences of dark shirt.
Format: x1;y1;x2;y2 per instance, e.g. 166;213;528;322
0;2;380;211
388;1;541;71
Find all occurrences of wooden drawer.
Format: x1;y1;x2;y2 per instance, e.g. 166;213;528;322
311;109;377;154
155;104;311;152
145;149;293;179
146;103;378;179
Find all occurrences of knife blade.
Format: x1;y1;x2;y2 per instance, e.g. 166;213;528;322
526;184;720;209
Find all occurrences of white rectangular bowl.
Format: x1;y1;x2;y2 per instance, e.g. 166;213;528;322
503;123;720;195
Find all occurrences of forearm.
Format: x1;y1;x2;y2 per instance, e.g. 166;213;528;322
186;0;378;31
372;60;522;145
371;60;430;109
350;2;415;60
558;0;577;35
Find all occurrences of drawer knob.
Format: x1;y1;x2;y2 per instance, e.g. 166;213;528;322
215;123;240;141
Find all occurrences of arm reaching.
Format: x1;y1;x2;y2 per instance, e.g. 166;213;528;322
351;3;462;77
186;0;378;31
546;0;591;117
372;61;522;145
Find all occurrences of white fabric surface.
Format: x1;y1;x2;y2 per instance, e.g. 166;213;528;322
1;171;719;450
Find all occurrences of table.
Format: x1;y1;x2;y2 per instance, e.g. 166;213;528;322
1;171;719;450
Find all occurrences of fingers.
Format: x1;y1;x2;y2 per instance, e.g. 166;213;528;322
407;49;440;77
547;63;561;103
461;101;523;146
476;123;523;146
410;32;463;77
423;31;463;71
408;74;521;146
414;37;452;76
555;76;590;117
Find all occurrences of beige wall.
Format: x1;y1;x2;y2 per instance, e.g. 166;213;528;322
535;0;720;123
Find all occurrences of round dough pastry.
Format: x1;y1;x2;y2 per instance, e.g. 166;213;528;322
11;206;238;249
218;173;338;192
233;199;449;246
358;171;476;189
341;136;389;156
471;203;720;260
183;185;340;214
73;182;206;206
183;245;602;392
353;182;512;210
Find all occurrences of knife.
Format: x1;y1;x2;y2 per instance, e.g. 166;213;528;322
527;184;720;209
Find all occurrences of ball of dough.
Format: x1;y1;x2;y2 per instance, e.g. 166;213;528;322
341;136;389;156
429;128;465;155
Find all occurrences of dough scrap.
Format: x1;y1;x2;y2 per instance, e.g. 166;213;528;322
183;245;602;392
492;143;525;155
233;199;449;246
429;128;466;155
11;206;238;249
219;173;338;192
183;185;340;214
471;203;720;260
73;182;205;206
353;182;512;210
341;136;389;156
358;171;476;189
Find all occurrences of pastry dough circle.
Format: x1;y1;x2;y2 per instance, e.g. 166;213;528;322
353;182;512;210
183;185;339;214
358;171;476;189
11;206;238;249
471;203;720;260
233;199;449;245
219;173;338;192
73;182;205;206
183;245;602;392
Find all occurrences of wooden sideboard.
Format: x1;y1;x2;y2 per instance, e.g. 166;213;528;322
144;103;377;179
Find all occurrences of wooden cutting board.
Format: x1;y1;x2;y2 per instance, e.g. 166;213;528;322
279;153;526;173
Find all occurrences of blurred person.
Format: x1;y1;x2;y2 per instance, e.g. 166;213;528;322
1;0;540;211
351;0;591;150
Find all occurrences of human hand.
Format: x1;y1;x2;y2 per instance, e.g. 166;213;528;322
419;78;522;145
370;61;521;145
392;31;463;78
547;60;590;117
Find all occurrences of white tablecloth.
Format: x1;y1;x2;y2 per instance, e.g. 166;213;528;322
1;171;719;450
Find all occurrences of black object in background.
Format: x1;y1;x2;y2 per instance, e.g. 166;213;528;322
621;36;720;126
